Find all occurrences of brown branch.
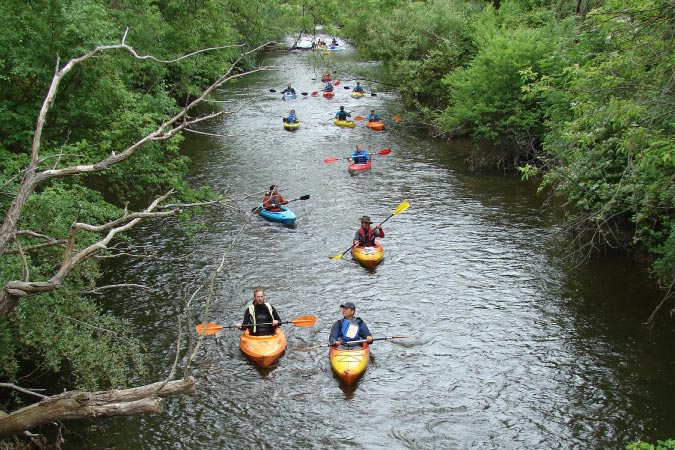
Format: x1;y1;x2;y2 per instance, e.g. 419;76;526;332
0;378;195;438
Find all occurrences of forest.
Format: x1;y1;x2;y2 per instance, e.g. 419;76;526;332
0;0;673;446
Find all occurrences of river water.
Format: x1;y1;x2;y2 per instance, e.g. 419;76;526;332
71;45;675;449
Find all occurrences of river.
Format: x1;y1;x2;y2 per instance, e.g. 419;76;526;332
70;44;675;449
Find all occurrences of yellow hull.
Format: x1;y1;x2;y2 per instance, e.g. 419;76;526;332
351;91;364;98
329;343;370;385
239;328;287;368
351;243;384;268
334;119;355;128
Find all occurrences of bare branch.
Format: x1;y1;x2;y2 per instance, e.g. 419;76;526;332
0;384;48;400
79;284;152;296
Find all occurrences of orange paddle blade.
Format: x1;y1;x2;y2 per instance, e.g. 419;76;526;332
324;157;339;163
334;80;341;86
354;116;365;121
378;148;392;155
291;315;317;327
392;115;403;122
195;323;223;335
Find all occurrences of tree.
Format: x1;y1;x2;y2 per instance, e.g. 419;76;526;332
0;30;273;441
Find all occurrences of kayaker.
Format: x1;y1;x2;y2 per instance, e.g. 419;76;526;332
262;185;288;211
353;82;364;93
329;302;373;348
286;109;297;124
324;82;334;92
281;83;296;94
353;214;384;247
367;109;382;122
335;105;351;121
331;37;339;47
235;288;282;336
347;145;370;165
321;70;331;80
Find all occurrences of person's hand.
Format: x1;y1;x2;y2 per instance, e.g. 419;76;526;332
366;336;373;344
332;340;341;347
272;320;280;326
235;323;242;330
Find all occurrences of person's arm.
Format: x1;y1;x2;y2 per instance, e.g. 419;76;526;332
278;195;287;204
235;309;252;330
271;305;282;327
359;320;373;343
329;320;342;345
353;231;362;247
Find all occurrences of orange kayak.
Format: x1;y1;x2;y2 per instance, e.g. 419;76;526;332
351;242;384;268
366;121;385;131
239;328;287;368
329;342;370;385
323;91;335;98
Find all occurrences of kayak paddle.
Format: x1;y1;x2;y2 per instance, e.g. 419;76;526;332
196;314;317;335
329;200;410;260
251;194;310;213
323;148;391;164
293;335;413;351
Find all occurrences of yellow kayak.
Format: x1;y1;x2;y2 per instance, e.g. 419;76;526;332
239;328;287;368
334;119;355;128
351;242;384;269
283;121;300;131
329;342;370;385
351;91;364;98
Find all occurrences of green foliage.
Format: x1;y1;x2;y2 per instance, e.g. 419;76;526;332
538;0;675;282
626;439;675;450
11;293;147;391
341;0;479;111
0;0;294;396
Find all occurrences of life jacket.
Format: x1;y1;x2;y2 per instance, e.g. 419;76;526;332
248;303;275;334
337;111;348;120
339;318;364;343
357;227;381;246
263;192;285;210
351;151;368;164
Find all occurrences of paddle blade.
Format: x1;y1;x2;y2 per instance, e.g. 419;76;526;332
330;252;345;260
354;116;365;121
311;91;319;96
334;80;340;86
298;194;310;200
291;315;317;327
377;148;392;155
301;92;308;96
392;115;403;122
370;93;378;96
269;89;277;93
323;157;339;163
343;86;351;89
393;201;410;215
196;323;223;335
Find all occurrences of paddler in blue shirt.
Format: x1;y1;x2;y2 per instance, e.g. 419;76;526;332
329;302;373;348
347;144;369;164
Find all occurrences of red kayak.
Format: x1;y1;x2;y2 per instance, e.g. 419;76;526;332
348;160;371;175
323;91;335;98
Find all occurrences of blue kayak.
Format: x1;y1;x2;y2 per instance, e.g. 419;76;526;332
258;206;297;225
282;92;297;100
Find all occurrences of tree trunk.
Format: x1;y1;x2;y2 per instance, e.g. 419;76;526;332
0;378;195;437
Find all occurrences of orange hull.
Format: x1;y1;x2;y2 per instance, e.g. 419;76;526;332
366;121;385;131
323;91;335;98
351;243;384;268
239;328;287;368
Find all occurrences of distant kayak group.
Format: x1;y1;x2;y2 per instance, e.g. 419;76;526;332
195;49;412;386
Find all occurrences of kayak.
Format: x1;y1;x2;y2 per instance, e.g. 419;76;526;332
351;91;364;98
334;119;355;128
258;206;297;225
323;91;335;98
240;328;287;368
351;242;384;269
283;121;300;131
321;76;333;82
329;45;345;51
347;160;371;174
282;92;297;100
366;121;385;131
329;342;370;385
